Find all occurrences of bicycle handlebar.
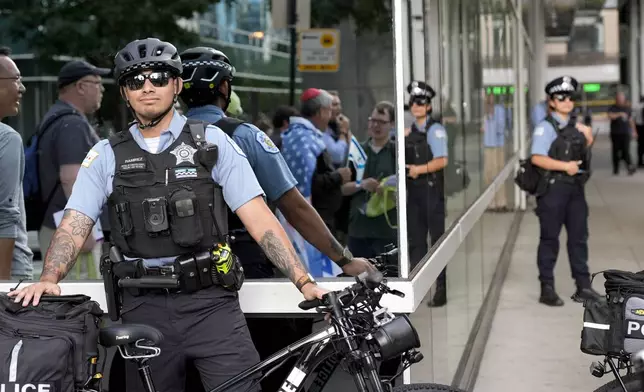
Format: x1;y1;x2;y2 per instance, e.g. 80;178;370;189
298;270;404;312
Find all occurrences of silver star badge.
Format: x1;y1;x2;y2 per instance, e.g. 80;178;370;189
170;142;198;165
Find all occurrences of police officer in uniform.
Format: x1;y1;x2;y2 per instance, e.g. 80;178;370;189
531;76;602;306
177;46;374;391
10;38;327;392
404;81;449;307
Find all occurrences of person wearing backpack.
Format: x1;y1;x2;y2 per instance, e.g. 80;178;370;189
178;46;374;391
0;46;33;280
530;76;602;307
34;60;110;264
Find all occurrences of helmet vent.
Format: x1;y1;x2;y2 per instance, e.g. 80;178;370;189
154;45;165;56
137;44;147;59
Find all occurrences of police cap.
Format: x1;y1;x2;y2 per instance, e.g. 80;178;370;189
407;81;436;101
545;76;579;95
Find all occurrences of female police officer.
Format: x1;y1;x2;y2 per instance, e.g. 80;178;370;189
404;81;449;307
531;76;602;306
9;37;327;392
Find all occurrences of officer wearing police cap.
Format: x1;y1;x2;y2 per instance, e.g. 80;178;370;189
404;81;449;307
530;76;602;306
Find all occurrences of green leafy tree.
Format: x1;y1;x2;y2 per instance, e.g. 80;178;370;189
0;0;221;67
310;0;392;35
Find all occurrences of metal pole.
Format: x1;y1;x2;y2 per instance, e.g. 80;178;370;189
512;0;521;210
517;0;527;211
288;0;297;106
393;0;409;281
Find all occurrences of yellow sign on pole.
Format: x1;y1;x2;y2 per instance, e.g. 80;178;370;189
298;29;340;72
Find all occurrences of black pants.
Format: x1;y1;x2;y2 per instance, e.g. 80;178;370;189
610;133;632;173
121;286;261;392
637;125;644;165
535;181;591;289
407;184;446;276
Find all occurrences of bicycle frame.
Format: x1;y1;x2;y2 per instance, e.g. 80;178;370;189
209;321;386;392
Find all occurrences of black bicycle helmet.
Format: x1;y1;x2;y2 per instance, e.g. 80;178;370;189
114;38;182;84
179;47;235;109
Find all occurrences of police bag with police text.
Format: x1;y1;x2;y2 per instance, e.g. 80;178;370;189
580;270;644;357
0;293;104;392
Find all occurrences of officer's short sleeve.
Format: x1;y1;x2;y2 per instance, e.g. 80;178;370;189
205;125;265;212
427;123;448;158
232;124;297;202
530;121;558;156
65;140;112;222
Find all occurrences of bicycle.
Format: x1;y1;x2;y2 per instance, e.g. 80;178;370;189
98;269;465;392
584;349;644;392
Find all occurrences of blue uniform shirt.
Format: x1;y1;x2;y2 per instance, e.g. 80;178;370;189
66;110;265;266
412;119;448;158
530;112;568;156
186;105;297;202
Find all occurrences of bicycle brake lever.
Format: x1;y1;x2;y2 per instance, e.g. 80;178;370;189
388;288;405;298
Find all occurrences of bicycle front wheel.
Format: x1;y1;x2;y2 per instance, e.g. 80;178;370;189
593;373;643;392
392;383;466;392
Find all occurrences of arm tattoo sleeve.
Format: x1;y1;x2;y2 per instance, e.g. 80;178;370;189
41;210;93;282
258;230;308;283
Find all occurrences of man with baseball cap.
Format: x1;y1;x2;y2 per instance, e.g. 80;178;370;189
35;59;109;265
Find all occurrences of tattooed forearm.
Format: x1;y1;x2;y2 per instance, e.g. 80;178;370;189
68;210;95;237
41;228;79;282
40;210;92;282
258;230;308;283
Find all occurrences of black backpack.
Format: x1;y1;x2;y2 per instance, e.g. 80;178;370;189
24;109;80;231
0;293;104;392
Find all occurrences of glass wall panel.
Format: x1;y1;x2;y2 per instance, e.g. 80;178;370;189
408;0;525;383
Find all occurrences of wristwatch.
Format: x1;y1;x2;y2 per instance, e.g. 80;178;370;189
334;247;353;268
296;273;317;292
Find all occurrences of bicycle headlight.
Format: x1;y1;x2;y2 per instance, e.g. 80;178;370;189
372;315;420;360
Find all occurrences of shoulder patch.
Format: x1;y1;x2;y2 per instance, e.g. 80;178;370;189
255;131;279;154
81;149;99;168
434;129;446;139
226;134;247;158
534;126;545;136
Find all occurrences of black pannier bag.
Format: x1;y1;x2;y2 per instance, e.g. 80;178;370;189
581;270;644;357
0;293;104;391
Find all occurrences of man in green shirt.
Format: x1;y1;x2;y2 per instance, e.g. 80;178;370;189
342;101;398;259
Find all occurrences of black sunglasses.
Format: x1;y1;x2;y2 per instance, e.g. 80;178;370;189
124;71;172;91
551;94;574;102
410;96;430;106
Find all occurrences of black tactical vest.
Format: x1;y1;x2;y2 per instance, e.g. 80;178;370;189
545;115;590;182
405;118;444;188
106;120;226;259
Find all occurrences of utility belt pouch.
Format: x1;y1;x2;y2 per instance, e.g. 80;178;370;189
100;245;124;321
174;254;202;293
211;243;244;292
